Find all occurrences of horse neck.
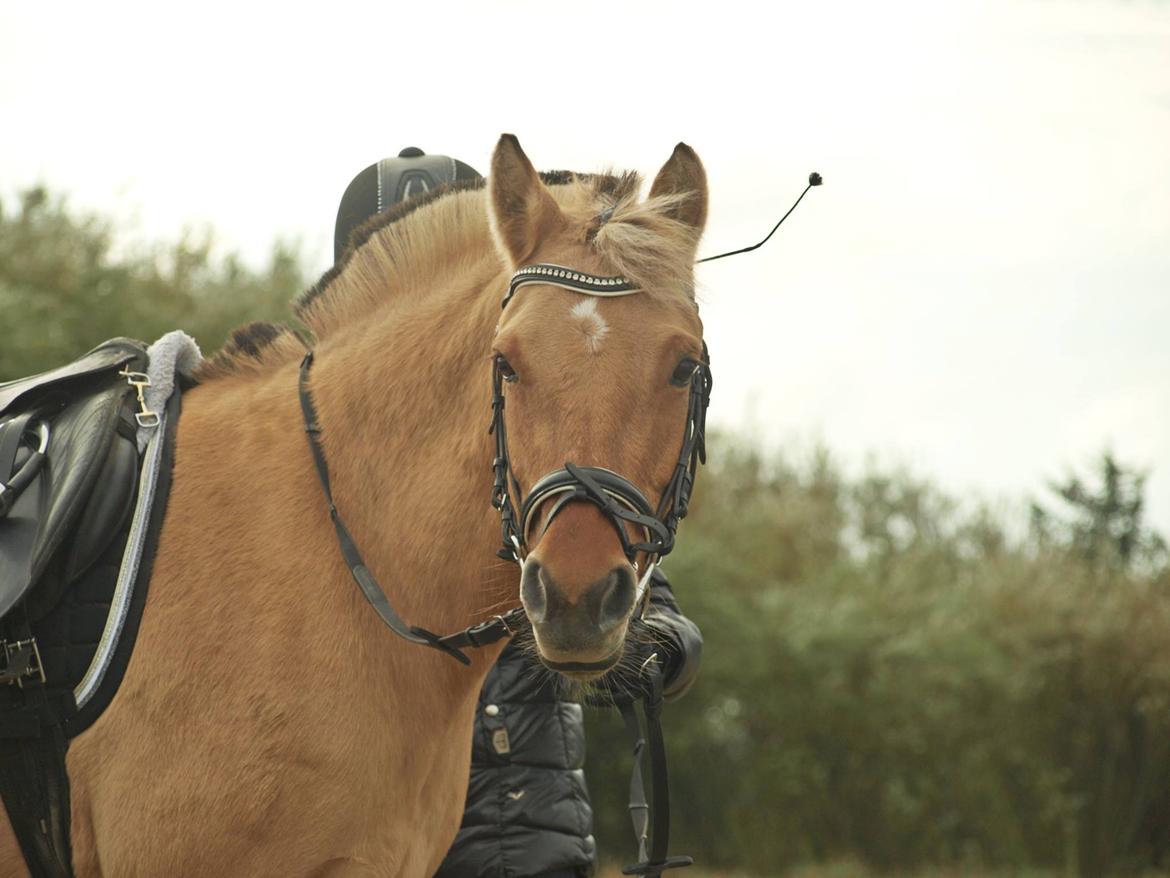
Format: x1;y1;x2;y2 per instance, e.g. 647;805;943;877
306;251;518;640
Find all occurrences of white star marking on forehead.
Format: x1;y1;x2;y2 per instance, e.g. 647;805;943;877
569;298;609;355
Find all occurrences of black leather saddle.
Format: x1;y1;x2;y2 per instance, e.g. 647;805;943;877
0;339;147;634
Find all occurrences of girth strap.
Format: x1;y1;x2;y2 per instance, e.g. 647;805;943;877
0;611;74;878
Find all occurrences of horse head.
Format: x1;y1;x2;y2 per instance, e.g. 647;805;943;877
486;135;709;680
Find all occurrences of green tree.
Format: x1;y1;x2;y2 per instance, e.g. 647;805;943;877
0;187;306;379
587;440;1170;877
1031;452;1168;574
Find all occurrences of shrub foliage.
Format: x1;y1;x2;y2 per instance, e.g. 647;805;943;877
586;442;1170;876
0;187;303;379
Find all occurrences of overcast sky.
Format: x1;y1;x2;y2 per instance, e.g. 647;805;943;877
2;0;1168;531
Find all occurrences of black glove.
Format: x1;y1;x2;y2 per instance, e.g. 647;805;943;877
588;617;682;707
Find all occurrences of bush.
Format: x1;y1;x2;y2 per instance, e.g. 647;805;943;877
0;187;305;379
586;441;1170;876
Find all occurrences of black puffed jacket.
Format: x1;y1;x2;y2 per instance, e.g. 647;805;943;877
435;570;702;878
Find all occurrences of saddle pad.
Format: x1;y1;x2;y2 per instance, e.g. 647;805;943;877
23;386;180;736
0;345;183;878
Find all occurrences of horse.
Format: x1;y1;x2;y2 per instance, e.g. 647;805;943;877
0;133;710;876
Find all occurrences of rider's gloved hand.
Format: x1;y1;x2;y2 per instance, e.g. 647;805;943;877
586;569;702;707
590;616;684;707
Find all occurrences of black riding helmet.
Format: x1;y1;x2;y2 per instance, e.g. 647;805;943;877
333;147;482;263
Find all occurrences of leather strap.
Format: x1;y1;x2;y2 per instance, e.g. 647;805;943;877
619;661;693;877
621;701;651;863
488;341;711;567
0;609;75;878
0;412;42;517
298;352;523;665
0;412;33;480
299;338;694;871
519;463;673;562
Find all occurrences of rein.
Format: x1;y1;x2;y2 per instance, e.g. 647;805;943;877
298;352;525;666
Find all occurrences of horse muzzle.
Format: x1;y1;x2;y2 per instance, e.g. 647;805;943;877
520;553;635;677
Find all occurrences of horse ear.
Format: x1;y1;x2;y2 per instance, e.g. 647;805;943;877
489;134;566;268
649;142;708;235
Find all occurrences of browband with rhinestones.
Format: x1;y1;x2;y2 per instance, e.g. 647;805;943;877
501;263;641;309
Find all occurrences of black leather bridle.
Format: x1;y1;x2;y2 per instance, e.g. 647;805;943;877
299;261;710;876
299;262;711;656
490;264;712;608
490;263;711;878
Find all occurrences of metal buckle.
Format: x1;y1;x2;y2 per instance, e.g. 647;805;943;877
493;613;515;636
1;638;46;687
119;368;160;428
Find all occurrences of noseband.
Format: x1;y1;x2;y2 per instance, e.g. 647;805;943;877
489;263;713;602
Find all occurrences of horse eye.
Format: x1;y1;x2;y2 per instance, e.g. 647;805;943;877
670;358;698;387
496;355;518;383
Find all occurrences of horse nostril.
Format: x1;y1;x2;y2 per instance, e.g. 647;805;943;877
596;566;637;632
520;559;548;623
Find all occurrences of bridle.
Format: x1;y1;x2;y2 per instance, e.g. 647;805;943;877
298;261;712;660
298;260;710;877
490;263;712;608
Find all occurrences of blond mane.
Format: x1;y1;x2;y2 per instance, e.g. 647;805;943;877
195;170;699;382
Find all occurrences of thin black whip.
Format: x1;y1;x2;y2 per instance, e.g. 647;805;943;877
695;172;822;265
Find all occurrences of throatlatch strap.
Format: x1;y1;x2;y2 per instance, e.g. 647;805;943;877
298;352;522;665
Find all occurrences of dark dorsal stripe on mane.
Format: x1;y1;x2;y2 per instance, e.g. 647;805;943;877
197;169;642;382
195;321;302;381
295;176;487;321
223;321;288;358
294;169;637;322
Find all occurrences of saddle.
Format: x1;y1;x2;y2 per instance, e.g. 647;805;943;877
0;338;182;878
0;339;147;628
